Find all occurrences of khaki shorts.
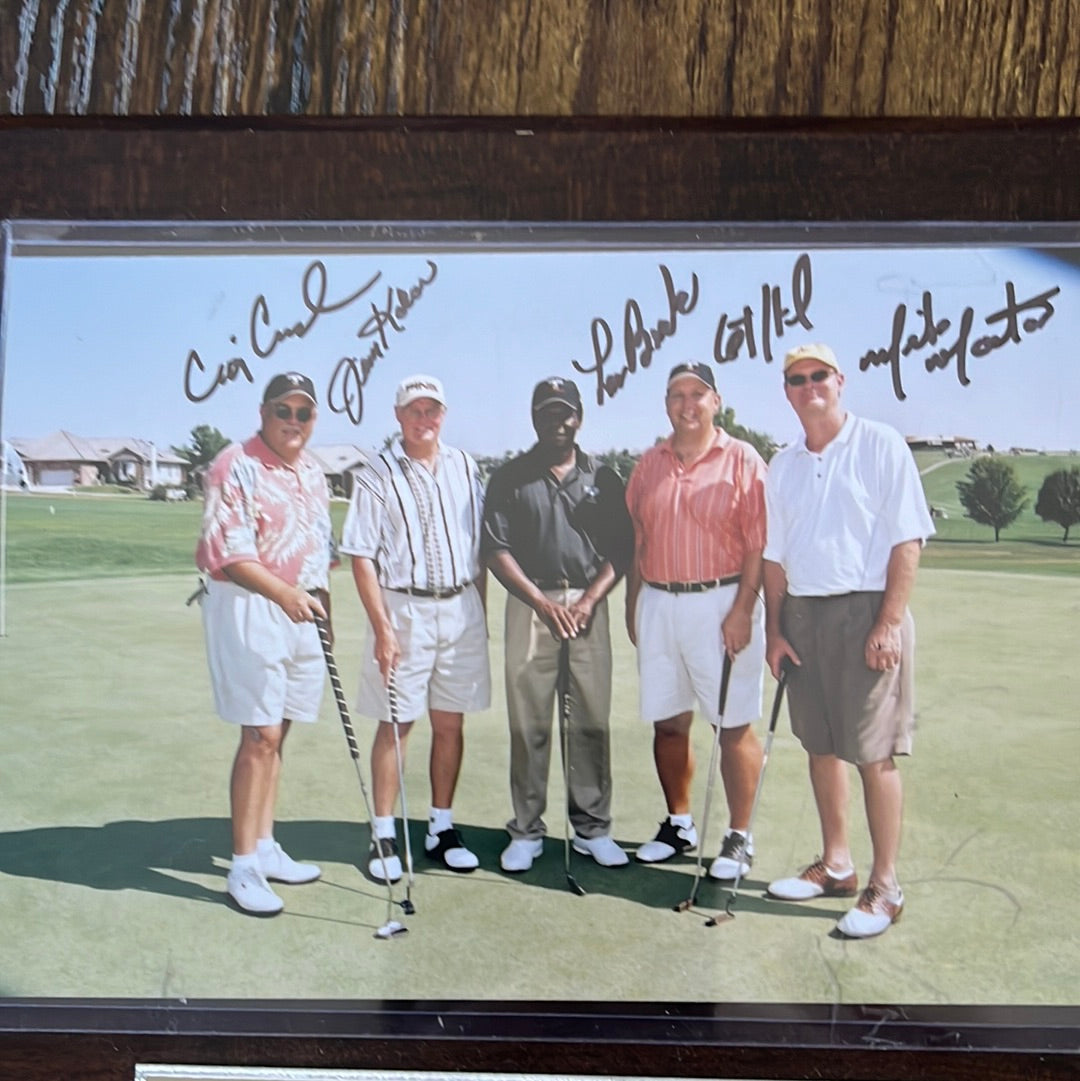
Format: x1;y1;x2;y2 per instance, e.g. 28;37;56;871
201;578;324;727
782;592;915;764
357;584;491;722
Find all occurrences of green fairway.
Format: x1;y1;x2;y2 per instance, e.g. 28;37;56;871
916;453;1080;574
0;568;1077;1006
1;492;354;583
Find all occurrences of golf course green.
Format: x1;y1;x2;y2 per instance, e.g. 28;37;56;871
0;481;1077;1005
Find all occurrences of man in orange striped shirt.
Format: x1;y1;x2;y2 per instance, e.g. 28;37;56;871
625;362;767;880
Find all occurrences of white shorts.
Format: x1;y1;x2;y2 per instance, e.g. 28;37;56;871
201;578;325;726
357;584;491;723
634;582;764;728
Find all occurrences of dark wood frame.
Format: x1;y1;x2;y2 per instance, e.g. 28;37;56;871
2;116;1080;1081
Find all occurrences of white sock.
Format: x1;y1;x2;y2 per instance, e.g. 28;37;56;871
373;815;396;840
429;807;453;835
669;813;693;829
255;837;276;857
827;863;855;878
231;852;258;871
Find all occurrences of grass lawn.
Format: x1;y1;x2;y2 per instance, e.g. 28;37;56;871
915;453;1080;575
0;486;1077;1008
0;567;1077;1006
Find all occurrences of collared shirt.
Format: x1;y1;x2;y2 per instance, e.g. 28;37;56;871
481;445;634;586
626;427;767;583
196;433;333;590
340;439;484;591
764;413;935;596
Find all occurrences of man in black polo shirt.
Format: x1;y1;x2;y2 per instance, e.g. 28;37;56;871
483;377;634;873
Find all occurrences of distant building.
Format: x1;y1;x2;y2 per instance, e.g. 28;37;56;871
307;444;369;498
905;435;979;455
8;432;188;490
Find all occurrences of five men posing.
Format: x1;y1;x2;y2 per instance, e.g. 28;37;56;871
200;352;929;940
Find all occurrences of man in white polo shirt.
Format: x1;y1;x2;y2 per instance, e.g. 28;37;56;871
763;343;934;938
341;374;490;882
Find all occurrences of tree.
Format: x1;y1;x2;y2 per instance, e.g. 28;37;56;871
955;456;1028;541
715;405;779;463
1034;466;1080;542
172;424;229;469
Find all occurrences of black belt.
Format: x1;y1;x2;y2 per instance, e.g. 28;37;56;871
533;577;588;590
390;584;467;599
646;575;740;593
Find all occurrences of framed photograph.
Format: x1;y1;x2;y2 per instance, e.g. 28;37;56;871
1;121;1079;1081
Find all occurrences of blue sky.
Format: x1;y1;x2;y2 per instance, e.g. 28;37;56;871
3;231;1077;457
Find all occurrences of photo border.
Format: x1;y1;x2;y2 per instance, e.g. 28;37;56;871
2;116;1080;1081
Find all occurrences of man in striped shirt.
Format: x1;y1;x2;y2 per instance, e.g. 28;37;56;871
625;362;768;880
340;374;491;882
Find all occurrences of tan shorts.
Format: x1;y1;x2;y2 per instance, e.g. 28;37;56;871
357;583;491;723
782;592;915;764
201;578;324;727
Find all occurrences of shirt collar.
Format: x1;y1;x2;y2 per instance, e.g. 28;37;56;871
795;412;855;455
392;437;447;466
660;426;730;460
247;432;303;472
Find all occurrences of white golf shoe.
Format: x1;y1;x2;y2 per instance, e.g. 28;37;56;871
572;834;629;867
226;864;284;916
836;884;904;938
707;829;754;880
635;818;697;862
500;837;544;872
368;836;403;883
259;841;321;884
425;826;479;872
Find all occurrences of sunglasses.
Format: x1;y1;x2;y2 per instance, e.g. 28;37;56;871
272;403;313;422
785;369;833;387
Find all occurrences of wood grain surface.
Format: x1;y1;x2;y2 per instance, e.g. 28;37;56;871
1;0;1079;119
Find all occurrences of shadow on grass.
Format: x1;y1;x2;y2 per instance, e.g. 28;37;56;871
0;816;838;923
390;819;839;923
0;817;370;906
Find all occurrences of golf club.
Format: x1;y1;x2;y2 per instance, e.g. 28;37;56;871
557;637;586;896
673;650;733;913
387;671;417;913
705;657;793;927
314;617;410;938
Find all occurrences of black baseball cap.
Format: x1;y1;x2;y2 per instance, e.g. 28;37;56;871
531;377;582;415
263;372;317;405
666;362;716;392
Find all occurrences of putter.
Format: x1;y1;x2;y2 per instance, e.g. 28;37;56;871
387;671;416;913
314;617;409;938
705;657;793;927
673;650;733;913
557;637;586;896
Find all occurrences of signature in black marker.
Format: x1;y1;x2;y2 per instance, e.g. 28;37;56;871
859;281;1060;400
713;253;813;365
572;265;699;406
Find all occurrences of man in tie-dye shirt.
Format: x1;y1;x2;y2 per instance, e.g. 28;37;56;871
197;371;333;917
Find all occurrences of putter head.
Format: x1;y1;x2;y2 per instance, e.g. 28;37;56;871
566;875;586;897
704;910;734;927
375;920;408;939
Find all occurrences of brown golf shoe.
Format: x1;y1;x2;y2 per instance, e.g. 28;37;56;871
836;883;905;938
766;858;859;901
